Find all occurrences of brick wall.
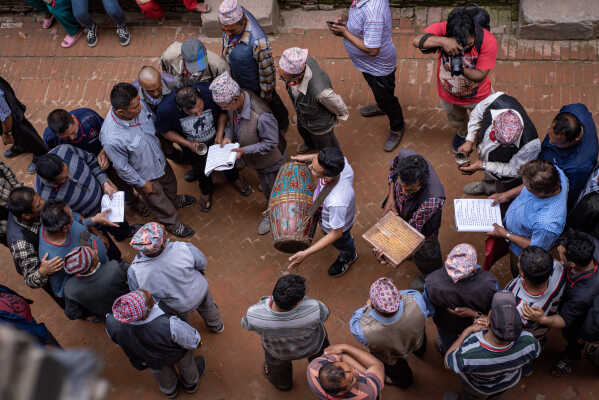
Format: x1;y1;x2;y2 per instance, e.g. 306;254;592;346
2;0;518;14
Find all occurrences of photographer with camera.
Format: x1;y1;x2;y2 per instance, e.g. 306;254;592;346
413;5;497;154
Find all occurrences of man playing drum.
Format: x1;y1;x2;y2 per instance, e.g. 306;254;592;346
209;72;286;235
288;147;358;278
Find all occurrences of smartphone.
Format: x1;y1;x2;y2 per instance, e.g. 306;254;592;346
80;231;91;246
326;21;345;27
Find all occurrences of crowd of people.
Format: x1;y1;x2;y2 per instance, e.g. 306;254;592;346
1;0;599;399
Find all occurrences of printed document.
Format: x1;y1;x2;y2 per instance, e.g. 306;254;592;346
454;198;503;232
101;191;125;223
204;143;240;176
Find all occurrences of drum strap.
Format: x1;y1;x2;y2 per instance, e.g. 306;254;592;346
305;175;340;220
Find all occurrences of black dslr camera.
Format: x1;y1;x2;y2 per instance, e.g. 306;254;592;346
442;51;464;77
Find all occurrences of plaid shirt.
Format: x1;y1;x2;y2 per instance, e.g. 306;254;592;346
8;219;46;288
394;190;445;235
222;19;276;98
0;162;20;237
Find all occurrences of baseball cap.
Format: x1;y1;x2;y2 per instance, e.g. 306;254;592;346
489;290;523;342
181;38;208;74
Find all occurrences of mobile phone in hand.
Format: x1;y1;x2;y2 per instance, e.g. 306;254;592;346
326;21;345;27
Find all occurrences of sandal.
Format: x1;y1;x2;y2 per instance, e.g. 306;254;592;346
233;178;252;197
61;31;82;48
42;15;54;29
198;193;212;213
194;3;212;13
551;359;572;377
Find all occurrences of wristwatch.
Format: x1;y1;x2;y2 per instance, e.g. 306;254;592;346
505;232;511;241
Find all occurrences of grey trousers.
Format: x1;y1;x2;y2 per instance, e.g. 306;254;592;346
150;350;199;395
257;160;285;201
439;98;476;138
139;163;178;226
196;290;223;332
297;125;341;151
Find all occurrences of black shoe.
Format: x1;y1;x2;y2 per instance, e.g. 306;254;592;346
174;194;195;209
328;252;358;277
181;356;206;394
164;388;178;399
383;129;404;152
183;169;200;183
116;24;130;46
166;223;195;238
4;145;24;158
86;23;98;47
359;104;385;117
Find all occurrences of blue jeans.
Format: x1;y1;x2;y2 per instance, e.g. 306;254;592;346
71;0;125;28
331;229;355;262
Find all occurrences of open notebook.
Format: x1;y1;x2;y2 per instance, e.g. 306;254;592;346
204;143;240;176
454;198;503;232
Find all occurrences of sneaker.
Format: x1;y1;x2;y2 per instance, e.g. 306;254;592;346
166;223;195;238
181;356;206;394
451;134;466;153
174;194;195;209
383;129;404;152
86;24;98;47
359;104;385;118
165;388;178;399
258;215;270;235
116;24;130;46
463;181;496;196
328;252;358;277
4;145;24;158
211;323;225;333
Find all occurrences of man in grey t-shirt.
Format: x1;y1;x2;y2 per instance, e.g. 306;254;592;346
242;274;329;391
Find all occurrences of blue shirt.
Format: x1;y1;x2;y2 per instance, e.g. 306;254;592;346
156;82;221;143
505;167;568;256
43;108;104;156
344;0;397;76
0;90;11;121
100;104;166;188
349;289;430;346
540;103;598;208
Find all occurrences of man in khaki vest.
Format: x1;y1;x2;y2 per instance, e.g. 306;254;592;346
349;277;430;388
209;72;286;235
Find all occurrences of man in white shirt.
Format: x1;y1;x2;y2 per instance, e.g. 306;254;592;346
288;147;357;277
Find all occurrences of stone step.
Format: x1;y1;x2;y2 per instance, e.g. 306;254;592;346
518;0;599;40
202;0;281;38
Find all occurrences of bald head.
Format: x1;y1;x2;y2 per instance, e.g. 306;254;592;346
138;66;163;99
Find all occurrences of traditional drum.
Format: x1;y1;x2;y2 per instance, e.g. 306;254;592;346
268;161;318;253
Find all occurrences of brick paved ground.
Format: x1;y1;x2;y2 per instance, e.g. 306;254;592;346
0;10;598;400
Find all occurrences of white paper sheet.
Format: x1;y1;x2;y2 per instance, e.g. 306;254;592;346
454;198;503;232
204;143;240;176
101;191;125;223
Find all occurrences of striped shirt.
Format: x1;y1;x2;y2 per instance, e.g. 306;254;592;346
505;260;566;339
35;144;108;217
344;0;396;76
446;330;541;396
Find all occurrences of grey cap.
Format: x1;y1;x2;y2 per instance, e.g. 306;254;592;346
489;290;523;342
181;38;208;74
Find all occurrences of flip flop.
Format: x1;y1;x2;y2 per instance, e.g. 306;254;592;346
198;194;212;212
195;3;212;13
42;15;55;29
61;31;82;48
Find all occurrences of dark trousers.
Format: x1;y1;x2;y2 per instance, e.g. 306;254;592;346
297;125;341;151
268;90;290;133
106;166;138;208
264;334;329;390
383;332;427;388
362;69;405;132
12;118;48;155
332;228;356;262
99;226;123;260
413;237;443;276
181;146;239;195
438;327;459;355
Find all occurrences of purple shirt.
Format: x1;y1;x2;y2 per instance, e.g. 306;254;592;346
344;0;396;76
